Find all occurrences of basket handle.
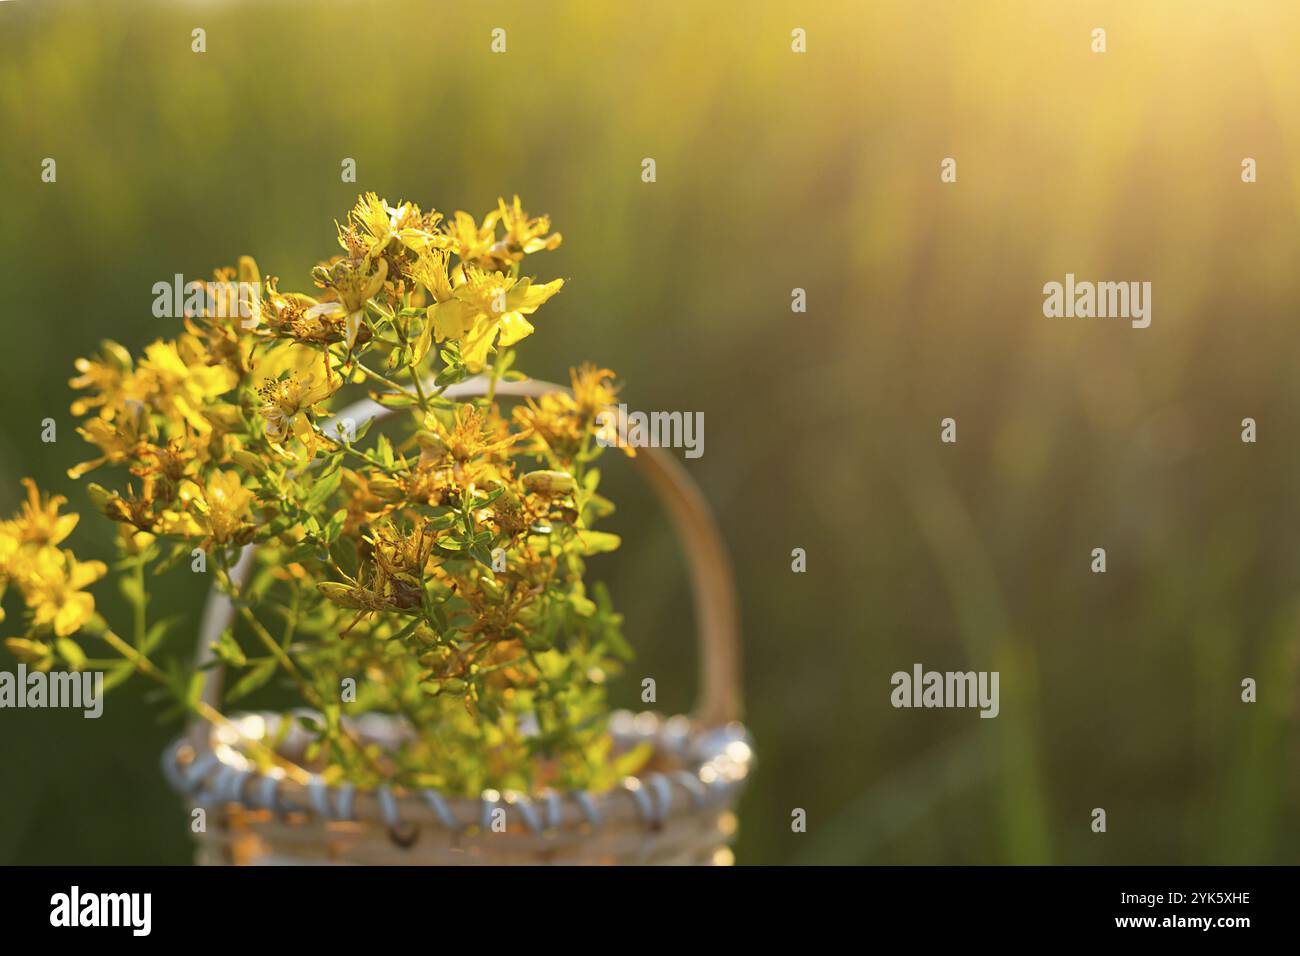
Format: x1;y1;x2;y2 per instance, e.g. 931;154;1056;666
193;376;743;729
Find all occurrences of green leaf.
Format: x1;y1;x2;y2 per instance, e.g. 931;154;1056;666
285;541;319;563
185;671;206;708
389;617;422;644
584;493;616;520
413;316;435;365
211;628;247;667
303;466;342;512
434;364;468;387
469;486;505;510
102;661;137;693
225;659;278;703
322;508;347;544
330;536;359;578
315;452;345;480
142;615;179;655
570;530;622;555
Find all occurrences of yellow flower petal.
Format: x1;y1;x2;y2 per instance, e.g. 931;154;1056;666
496;311;535;347
430;300;476;342
54;592;94;637
509;277;564;313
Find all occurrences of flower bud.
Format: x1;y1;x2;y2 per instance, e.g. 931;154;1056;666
99;340;135;374
86;483;129;522
4;638;53;668
238;255;262;287
85;483;113;512
522;470;576;496
318;582;362;609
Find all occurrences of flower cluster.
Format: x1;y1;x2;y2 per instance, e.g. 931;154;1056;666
0;481;106;660
2;195;643;794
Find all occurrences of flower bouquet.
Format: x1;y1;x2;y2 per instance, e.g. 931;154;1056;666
0;194;749;865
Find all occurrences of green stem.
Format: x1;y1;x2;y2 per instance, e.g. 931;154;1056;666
316;427;406;474
410;365;431;410
353;360;421;403
213;555;322;709
96;627;312;784
213;559;388;781
131;556;146;649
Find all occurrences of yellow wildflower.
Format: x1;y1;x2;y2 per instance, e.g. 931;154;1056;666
258;374;337;447
180;258;263;377
0;525;17;621
136;335;238;434
437;209;498;264
0;523;16;574
263;279;349;346
430;268;564;371
419;405;516;479
514;366;626;461
570;364;619;418
308;256;388;351
253;344;340;450
409;248;456;304
21;548;107;637
68;412;152;479
4;478;80;549
346;192;441;257
494;195;562;261
68;340;144;420
160;471;255;547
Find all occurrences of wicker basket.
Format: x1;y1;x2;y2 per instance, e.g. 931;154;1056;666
162;377;750;865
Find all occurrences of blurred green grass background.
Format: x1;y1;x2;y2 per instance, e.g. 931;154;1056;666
2;0;1299;864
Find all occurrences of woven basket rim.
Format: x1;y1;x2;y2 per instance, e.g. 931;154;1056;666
163;708;752;837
